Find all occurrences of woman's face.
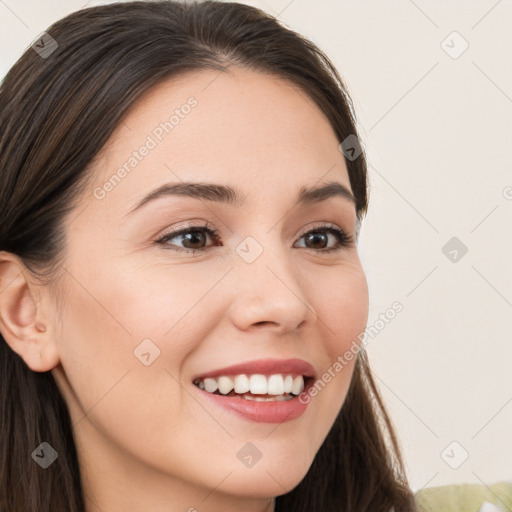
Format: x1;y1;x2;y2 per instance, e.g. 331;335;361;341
50;66;369;510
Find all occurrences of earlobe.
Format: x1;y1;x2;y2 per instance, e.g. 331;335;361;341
0;251;60;372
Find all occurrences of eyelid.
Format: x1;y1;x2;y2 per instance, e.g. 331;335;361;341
296;221;344;237
155;220;221;244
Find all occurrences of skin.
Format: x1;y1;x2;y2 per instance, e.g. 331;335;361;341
0;66;369;512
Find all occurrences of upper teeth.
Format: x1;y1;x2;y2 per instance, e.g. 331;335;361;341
195;374;305;396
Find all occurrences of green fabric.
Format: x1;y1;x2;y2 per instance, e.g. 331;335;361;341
415;481;512;512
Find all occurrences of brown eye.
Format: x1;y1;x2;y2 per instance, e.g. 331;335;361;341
304;231;329;250
155;222;353;255
155;222;222;254
294;225;353;253
168;229;207;250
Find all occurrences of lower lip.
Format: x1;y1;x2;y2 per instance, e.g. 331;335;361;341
195;381;313;423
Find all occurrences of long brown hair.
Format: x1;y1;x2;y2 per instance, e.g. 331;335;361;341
0;1;417;510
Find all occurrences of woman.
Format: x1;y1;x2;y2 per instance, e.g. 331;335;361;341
0;1;417;510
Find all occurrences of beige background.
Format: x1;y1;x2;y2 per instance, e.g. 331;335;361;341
1;0;511;493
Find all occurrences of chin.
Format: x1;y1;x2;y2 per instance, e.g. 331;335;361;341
220;450;313;498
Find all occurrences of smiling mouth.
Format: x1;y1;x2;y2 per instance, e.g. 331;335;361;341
192;373;312;401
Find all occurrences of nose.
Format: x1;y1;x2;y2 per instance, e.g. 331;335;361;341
225;244;317;334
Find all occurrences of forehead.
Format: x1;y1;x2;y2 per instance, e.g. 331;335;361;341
83;66;351;219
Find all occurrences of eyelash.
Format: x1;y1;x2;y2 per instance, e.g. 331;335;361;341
155;221;354;255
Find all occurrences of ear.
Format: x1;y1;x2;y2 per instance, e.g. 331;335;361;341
0;251;60;372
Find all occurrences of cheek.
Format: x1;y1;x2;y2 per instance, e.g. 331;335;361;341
303;263;368;422
54;254;222;427
313;263;369;357
105;256;223;343
54;267;200;472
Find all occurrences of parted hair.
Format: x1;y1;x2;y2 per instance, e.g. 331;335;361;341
0;2;417;511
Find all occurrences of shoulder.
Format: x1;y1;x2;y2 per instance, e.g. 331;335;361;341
414;480;512;512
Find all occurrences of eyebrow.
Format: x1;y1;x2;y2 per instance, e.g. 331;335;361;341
124;180;357;218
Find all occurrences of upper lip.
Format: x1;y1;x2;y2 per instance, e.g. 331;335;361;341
192;358;316;381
